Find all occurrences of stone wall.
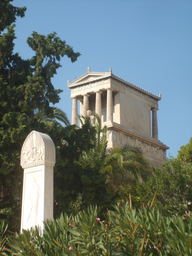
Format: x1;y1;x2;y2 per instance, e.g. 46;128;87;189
107;130;166;167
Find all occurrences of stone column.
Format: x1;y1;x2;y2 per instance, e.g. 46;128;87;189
71;97;78;125
20;131;55;232
95;91;102;118
79;99;83;127
79;99;83;116
152;108;158;139
83;94;89;117
107;88;113;122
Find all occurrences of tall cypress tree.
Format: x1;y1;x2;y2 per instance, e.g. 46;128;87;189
0;0;80;231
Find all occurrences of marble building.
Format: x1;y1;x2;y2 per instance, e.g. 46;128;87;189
68;67;169;167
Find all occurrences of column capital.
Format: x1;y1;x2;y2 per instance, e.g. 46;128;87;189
107;88;118;93
83;93;90;97
94;90;102;94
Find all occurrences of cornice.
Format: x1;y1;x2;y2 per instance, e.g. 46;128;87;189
105;121;169;150
67;68;161;101
111;74;161;101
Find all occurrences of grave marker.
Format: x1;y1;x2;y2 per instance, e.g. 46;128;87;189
20;130;55;231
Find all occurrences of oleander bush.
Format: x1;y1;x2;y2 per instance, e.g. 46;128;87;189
2;195;192;255
0;220;8;255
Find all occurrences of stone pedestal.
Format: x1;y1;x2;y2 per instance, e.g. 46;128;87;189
20;130;55;231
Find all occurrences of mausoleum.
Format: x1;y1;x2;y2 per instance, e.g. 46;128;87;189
68;68;169;167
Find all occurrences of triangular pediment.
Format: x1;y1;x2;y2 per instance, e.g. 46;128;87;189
68;72;111;88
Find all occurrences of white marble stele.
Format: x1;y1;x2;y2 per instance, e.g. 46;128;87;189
20;130;55;231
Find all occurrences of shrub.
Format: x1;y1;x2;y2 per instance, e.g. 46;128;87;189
4;196;192;255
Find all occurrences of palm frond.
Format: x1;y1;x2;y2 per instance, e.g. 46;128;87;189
39;107;70;126
52;107;70;126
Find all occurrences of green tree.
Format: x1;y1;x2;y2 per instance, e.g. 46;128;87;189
178;137;192;163
134;156;192;216
0;0;80;231
117;138;192;216
54;116;99;218
54;115;116;217
76;115;112;210
66;114;150;214
105;145;151;195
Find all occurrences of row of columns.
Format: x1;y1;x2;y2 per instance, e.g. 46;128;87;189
71;89;114;125
72;91;158;141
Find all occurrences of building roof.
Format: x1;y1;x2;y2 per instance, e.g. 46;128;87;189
68;67;161;101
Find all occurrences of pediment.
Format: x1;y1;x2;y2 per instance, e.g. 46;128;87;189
68;72;111;88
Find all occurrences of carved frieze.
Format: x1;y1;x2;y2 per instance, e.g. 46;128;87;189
108;130;166;162
71;79;109;94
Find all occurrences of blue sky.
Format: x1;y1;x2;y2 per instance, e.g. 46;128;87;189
13;0;192;158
